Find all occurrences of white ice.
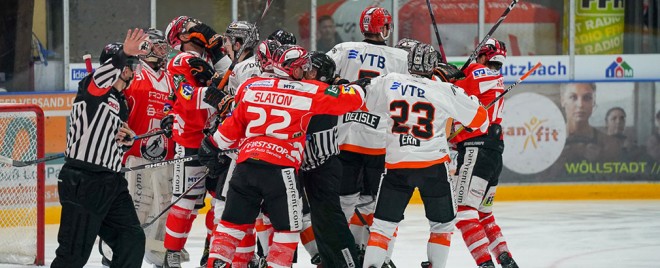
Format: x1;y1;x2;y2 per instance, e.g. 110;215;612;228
2;200;660;268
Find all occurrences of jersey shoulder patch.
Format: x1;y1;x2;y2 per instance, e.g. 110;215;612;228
471;67;499;79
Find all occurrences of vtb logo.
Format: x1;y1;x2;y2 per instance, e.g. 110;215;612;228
605;57;633;78
347;49;386;69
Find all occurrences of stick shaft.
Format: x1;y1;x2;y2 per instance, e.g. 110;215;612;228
425;0;447;63
141;174;208;229
460;0;519;71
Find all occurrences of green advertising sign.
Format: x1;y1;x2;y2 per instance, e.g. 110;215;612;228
564;0;625;55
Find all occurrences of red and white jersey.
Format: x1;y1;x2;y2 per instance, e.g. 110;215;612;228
211;77;366;169
366;73;488;169
228;55;260;96
123;62;176;162
327;41;408;155
451;63;505;143
166;51;217;149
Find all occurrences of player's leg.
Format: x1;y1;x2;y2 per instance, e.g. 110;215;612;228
454;146;500;267
353;154;388;263
260;164;304;268
299;192;321;264
363;169;413;268
145;163;174;267
52;166;118;268
338;151;364;220
478;157;519;268
98;173;146;268
301;157;358;267
208;161;262;267
163;145;206;267
417;163;456;268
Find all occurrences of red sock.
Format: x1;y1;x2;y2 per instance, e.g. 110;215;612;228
456;207;491;265
479;212;511;262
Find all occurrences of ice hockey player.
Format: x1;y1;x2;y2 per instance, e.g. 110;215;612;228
300;51;359;267
224;21;260;95
451;38;519;268
160;16;233;268
199;44;369;268
52;29;148;268
362;42;489;268
326;6;408;265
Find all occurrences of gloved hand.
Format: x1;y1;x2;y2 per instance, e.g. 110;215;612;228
434;63;465;83
203;81;232;114
160;114;174;138
188;57;216;86
353;77;371;89
333;76;350;85
198;136;231;178
188;23;222;49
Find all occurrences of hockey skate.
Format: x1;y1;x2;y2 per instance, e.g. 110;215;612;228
101;256;112;267
420;261;431;268
163;250;183;268
382;259;397;268
478;260;496;268
310;253;322;265
498;252;519;268
248;255;267;268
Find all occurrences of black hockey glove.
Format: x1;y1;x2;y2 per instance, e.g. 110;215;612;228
160;114;174;138
203;83;234;116
434;63;465;83
188;57;216;86
353;77;371;89
333;77;350;85
199;136;231;178
188;23;222;49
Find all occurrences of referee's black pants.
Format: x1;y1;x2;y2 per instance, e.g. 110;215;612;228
301;156;359;268
52;164;145;268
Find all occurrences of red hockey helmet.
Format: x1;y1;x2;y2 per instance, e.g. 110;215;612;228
256;40;281;72
165;16;202;50
478;38;507;64
359;7;392;39
272;45;311;78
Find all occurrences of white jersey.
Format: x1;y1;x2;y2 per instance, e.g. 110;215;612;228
365;73;489;169
327;41;408;154
228;55;260;95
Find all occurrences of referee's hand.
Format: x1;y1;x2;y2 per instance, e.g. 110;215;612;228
116;123;136;147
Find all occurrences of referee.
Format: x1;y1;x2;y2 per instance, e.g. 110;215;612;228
52;29;149;268
300;52;358;268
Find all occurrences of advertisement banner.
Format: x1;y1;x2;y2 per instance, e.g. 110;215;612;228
500;82;660;182
0;93;76;206
564;0;625;54
447;56;570;83
67;63;98;91
574;54;660;81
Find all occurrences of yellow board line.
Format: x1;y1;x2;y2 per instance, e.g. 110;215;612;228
40;183;660;224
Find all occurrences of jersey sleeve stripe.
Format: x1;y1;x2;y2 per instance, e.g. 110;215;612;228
467;106;488;130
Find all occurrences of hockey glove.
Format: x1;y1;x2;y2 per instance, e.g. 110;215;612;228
188;57;216;86
160;114;174;138
188;23;222;49
203;83;233;116
199;136;231;178
353;77;372;89
434;63;465;83
333;76;350;85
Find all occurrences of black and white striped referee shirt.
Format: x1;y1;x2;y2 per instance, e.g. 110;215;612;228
301;114;340;171
64;54;131;173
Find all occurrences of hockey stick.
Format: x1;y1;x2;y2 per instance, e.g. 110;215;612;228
119;149;238;172
131;129;169;140
448;61;541;140
141;173;209;229
460;0;519;71
425;0;447;63
0;153;65;167
214;0;274;91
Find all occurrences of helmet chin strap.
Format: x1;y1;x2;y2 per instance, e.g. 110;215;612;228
380;25;392;40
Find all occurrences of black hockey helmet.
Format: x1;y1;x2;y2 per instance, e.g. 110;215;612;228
99;42;140;71
268;29;297;45
308;51;336;84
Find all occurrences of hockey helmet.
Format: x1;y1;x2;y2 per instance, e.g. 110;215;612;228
408;43;438;76
478;38;507;64
359;7;392;39
308;51;336;84
143;28;169;67
99;42;141;73
256;40;281;72
395;38;420;53
268;29;297;45
272;44;311;78
225;21;260;50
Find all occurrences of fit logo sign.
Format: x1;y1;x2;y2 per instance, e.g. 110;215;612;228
605;56;633;78
501;93;566;175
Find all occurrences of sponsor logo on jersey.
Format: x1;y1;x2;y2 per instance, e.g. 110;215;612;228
605;56;633;78
180;84;193;100
141;132;168;161
399;134;420;147
282;168;302;231
324;85;340;97
278;80;319;93
341;85;356;95
347;49;386;69
390;82;401;90
107;98;120;113
247;79;275;88
147;104;156;117
343;112;380;129
472;67;499;78
173;74;186;89
398;84;426;98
